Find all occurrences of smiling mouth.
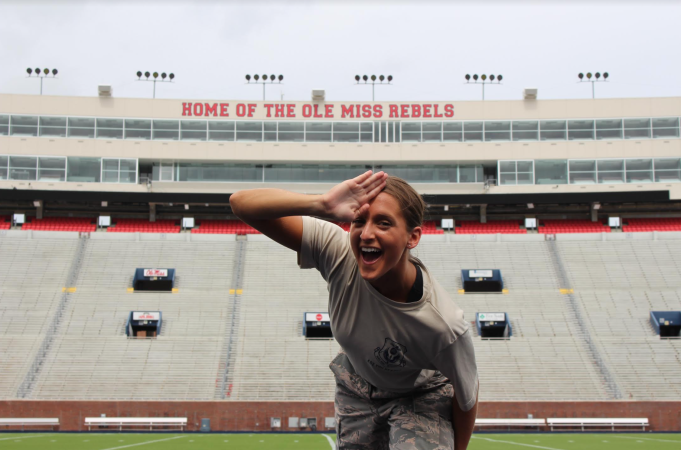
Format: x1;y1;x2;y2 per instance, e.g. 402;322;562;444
360;247;383;265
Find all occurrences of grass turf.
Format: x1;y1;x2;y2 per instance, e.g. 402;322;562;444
0;432;679;449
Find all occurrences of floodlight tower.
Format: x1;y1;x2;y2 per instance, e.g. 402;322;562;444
354;75;393;102
578;72;609;99
245;74;284;101
136;71;175;99
26;68;58;95
464;74;503;101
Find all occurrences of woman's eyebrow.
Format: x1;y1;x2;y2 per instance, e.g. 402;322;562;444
373;213;395;221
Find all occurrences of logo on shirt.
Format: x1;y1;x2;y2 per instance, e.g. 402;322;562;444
374;338;407;368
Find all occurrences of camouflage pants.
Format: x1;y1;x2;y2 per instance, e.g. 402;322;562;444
330;352;455;450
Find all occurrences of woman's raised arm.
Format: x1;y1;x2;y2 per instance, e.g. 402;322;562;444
229;170;387;252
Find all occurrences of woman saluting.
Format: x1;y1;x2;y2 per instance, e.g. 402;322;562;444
230;170;478;450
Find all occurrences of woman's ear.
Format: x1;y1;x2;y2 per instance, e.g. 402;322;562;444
407;226;422;249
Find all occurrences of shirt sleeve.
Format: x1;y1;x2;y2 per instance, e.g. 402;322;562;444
298;216;351;283
431;328;479;412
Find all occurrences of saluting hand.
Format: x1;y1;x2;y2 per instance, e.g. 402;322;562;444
322;170;388;222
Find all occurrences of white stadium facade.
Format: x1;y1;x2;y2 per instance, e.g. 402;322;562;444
0;93;680;217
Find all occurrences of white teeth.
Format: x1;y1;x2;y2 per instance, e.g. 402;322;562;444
361;247;381;253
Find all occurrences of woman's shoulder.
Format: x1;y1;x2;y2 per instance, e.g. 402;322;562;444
419;265;470;337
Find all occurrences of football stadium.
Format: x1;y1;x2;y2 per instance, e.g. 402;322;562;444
0;90;681;449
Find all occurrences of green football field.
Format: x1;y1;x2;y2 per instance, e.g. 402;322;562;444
0;432;680;449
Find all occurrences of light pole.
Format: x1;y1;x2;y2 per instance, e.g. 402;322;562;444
136;71;175;99
26;68;58;95
245;74;283;101
464;74;502;101
354;74;393;101
578;72;609;99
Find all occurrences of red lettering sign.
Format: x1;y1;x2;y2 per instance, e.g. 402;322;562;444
179;102;455;120
264;104;274;117
341;105;354;118
316;313;323;321
205;103;218;117
400;105;409;118
433;104;443;118
219;103;229;117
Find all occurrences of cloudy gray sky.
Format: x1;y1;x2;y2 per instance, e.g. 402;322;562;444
1;1;679;103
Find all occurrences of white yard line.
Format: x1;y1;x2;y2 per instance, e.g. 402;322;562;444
0;434;54;441
322;433;336;450
472;436;565;450
613;435;681;444
98;435;187;450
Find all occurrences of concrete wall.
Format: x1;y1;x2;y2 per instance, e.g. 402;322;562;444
1;401;679;431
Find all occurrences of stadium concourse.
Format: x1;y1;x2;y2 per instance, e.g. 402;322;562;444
1;93;681;432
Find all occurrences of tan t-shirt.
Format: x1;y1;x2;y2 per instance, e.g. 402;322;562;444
298;216;479;411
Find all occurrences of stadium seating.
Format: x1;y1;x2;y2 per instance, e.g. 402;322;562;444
557;239;681;400
229;241;340;401
0;237;81;398
21;217;96;232
456;220;526;234
0;216;10;230
2;230;681;402
191;220;261;235
28;238;237;400
538;219;611;234
421;220;444;234
107;219;180;233
622;217;681;232
416;239;610;400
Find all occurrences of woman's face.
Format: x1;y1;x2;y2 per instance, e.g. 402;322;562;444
350;192;421;282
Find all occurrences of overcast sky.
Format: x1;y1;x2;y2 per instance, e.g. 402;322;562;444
1;1;680;103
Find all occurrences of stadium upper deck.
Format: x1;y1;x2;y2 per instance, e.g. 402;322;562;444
0;93;680;206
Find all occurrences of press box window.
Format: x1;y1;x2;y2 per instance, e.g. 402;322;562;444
39;117;67;137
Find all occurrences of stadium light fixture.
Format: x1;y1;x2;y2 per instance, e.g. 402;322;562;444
464;73;503;100
136;71;175;99
354;74;393;101
245;74;284;101
578;72;609;99
26;67;58;95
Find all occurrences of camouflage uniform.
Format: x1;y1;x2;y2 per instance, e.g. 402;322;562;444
331;352;455;450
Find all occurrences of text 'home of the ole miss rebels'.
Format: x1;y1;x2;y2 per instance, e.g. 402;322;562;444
181;102;455;119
